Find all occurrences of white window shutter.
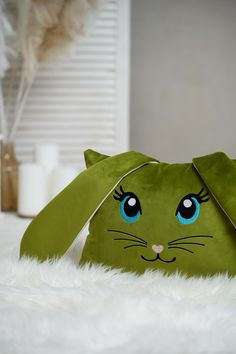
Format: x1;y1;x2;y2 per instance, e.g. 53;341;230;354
3;0;130;170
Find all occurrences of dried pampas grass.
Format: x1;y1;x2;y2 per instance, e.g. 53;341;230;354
0;0;15;78
16;0;107;83
38;0;107;61
7;0;107;142
17;0;65;84
0;0;15;139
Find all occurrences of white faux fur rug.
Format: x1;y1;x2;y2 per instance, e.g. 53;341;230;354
0;249;236;354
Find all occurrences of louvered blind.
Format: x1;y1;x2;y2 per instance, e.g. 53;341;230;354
3;0;130;170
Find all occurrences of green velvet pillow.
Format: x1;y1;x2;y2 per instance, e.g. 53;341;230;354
20;150;236;276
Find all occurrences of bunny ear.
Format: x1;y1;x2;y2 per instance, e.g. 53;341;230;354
20;150;157;262
193;152;236;228
84;149;109;168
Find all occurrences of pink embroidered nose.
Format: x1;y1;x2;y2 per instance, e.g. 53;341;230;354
152;244;164;254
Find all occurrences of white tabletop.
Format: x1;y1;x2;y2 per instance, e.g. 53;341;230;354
0;212;88;261
0;213;32;256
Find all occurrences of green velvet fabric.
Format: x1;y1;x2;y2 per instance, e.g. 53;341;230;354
193;152;236;228
20;150;236;276
20;150;156;261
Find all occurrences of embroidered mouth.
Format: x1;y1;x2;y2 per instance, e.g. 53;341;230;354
141;254;176;263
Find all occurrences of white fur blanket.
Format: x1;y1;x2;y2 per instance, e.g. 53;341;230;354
1;244;236;354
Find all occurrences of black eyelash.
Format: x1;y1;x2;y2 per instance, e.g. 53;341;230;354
196;188;210;203
114;186;210;205
113;186;126;201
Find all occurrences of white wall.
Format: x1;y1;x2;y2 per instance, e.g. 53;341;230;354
130;0;236;162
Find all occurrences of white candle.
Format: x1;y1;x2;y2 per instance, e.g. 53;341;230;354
18;163;47;217
50;166;78;199
35;144;60;201
35;143;59;175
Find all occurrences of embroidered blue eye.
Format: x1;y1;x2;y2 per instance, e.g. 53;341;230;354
120;195;142;223
176;196;200;225
113;187;142;223
176;189;210;225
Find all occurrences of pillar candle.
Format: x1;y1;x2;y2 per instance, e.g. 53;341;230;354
35;143;59;175
35;144;60;201
18;163;47;217
50;166;78;199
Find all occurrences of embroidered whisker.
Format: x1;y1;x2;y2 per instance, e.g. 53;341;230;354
108;229;147;244
168;235;213;245
114;237;146;245
124;244;147;249
168;242;205;247
168;246;194;254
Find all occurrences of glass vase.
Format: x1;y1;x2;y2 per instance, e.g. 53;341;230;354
1;143;19;211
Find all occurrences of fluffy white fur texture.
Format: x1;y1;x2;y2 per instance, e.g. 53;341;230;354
0;247;236;354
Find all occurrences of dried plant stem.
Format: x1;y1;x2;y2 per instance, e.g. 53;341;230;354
8;77;34;142
0;83;7;141
0;84;4;213
4;58;19;131
8;57;37;142
16;66;28;114
0;134;2;214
